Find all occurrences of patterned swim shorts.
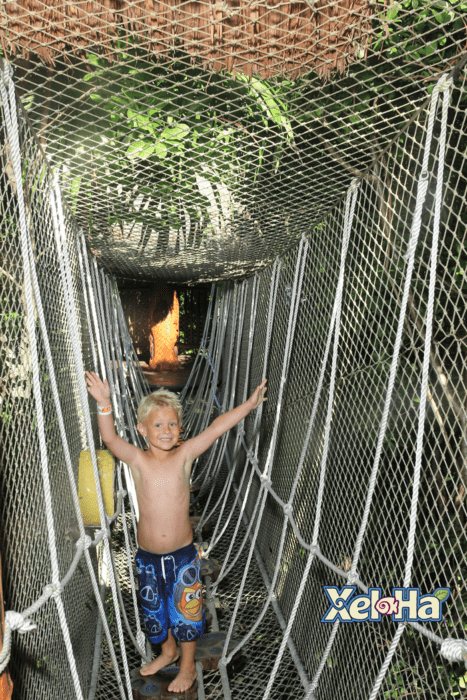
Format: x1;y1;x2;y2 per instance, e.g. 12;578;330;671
135;542;206;644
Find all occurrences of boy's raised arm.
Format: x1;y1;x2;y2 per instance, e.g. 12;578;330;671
184;379;267;462
85;371;141;466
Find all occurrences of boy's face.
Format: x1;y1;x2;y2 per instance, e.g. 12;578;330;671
137;407;180;451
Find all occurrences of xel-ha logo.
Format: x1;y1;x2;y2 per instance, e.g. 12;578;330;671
321;586;450;623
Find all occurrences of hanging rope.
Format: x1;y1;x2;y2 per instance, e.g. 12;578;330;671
219;234;309;690
0;64;86;699
269;177;360;700
367;72;462;700
211;260;281;587
0;66;149;696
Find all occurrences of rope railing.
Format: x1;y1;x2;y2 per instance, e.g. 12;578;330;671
181;72;467;700
0;62;153;698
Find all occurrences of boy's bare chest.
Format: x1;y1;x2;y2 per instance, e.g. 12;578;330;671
137;455;189;501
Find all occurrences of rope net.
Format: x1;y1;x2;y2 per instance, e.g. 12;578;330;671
2;0;466;282
0;2;466;699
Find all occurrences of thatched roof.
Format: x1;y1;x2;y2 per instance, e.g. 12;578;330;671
1;0;373;79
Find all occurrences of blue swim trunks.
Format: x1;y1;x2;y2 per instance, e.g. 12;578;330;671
135;542;206;644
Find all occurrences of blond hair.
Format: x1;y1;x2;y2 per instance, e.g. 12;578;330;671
137;389;183;424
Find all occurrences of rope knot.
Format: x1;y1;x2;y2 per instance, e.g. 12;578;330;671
5;611;37;634
440;638;467;664
43;582;63;599
434;74;452;94
349;177;360;193
347;572;358;585
310;545;319;556
260;474;271;486
76;534;93;550
246;450;258;466
283;503;293;517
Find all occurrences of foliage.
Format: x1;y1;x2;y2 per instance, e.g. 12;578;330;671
25;43;296;248
16;0;466;254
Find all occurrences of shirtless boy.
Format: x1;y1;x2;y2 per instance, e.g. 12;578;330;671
85;371;267;693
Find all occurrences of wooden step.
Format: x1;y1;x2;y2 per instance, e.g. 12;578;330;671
131;665;197;699
200;557;222;582
131;632;239;696
194;631;239;671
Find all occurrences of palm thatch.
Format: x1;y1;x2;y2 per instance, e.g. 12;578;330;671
1;0;373;79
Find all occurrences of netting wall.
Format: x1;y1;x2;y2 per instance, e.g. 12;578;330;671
0;97;99;696
189;77;467;698
4;2;467;284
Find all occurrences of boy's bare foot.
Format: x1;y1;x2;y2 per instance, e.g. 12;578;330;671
140;649;179;676
167;667;197;693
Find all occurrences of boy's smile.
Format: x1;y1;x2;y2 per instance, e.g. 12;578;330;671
138;407;181;452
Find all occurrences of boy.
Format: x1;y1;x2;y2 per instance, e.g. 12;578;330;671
85;370;267;693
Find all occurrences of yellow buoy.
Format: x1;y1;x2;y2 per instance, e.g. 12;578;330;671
78;450;115;526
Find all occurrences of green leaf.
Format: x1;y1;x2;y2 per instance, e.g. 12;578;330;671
434;588;450;602
86;54;102;66
126;140;155;160
69;176;82;213
154;142;168;160
111;95;130;106
161;124;190;141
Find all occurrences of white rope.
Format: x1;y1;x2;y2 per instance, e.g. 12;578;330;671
220;235;308;669
304;616;341;700
107;280;140;526
181;285;217;418
78;238;149;661
266;178;360;699
106;282;147;652
189;286;224;431
198;281;251;540
351;76;450;583
368;73;456;700
211;260;280;590
84;255;148;657
49;181;133;698
440;639;467;664
76;231;99;373
77;244;145;660
48;196;128;700
79;231;107;379
179;284;215;404
0;65;87;698
0;612;37;672
190;285;233;489
262;235;309;482
204;276;261;555
185;287;224;444
100;270;124;428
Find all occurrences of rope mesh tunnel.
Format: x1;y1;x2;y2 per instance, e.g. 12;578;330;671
0;4;467;700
